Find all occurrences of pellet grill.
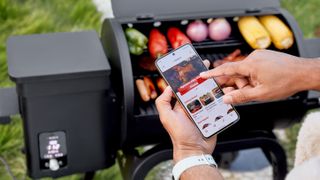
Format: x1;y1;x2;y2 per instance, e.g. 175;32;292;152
1;0;320;179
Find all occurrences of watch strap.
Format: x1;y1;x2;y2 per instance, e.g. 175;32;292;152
172;154;217;180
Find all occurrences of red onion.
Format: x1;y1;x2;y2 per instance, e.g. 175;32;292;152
208;18;231;41
186;20;208;42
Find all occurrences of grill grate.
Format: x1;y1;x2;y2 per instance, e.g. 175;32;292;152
200;53;227;61
136;103;158;116
193;37;242;49
143;37;242;54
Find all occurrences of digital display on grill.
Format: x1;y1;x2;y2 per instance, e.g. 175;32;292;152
39;131;67;159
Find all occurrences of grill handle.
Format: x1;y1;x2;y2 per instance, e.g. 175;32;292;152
304;38;320;58
0;87;19;124
303;38;320;110
305;91;320;111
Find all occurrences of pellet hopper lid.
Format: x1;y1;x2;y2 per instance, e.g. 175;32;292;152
111;0;280;20
7;31;111;83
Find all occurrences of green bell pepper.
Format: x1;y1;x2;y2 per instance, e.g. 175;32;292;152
125;28;148;55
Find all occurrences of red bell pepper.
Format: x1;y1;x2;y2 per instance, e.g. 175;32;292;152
167;27;191;49
148;29;168;59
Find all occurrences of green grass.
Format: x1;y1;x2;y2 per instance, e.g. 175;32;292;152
0;0;123;179
281;0;320;38
0;0;320;179
0;0;102;87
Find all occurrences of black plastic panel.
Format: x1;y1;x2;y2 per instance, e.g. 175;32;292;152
0;87;19;118
7;31;110;83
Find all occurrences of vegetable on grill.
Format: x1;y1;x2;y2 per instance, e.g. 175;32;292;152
259;15;294;50
167;27;191;49
186;20;208;42
208;18;231;41
149;29;168;59
238;16;271;49
125;28;148;55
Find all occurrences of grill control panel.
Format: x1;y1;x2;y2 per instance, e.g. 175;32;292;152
39;131;67;171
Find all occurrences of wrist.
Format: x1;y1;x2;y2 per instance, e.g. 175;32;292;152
173;149;205;164
295;58;320;91
173;143;214;163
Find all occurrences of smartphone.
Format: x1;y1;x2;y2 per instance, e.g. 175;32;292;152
155;44;240;138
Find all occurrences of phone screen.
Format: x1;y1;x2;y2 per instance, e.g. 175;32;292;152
156;44;239;138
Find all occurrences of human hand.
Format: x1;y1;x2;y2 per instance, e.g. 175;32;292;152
200;50;304;104
155;87;217;163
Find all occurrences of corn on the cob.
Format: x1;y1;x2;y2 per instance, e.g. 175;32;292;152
238;16;271;49
259;15;294;50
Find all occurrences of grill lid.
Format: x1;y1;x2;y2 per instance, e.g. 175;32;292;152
112;0;280;19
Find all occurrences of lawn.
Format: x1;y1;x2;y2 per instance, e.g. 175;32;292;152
0;0;320;179
0;0;121;179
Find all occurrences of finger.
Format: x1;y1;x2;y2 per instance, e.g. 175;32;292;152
155;86;174;115
224;78;236;87
223;87;261;104
222;87;235;94
213;60;224;68
200;61;249;79
203;59;211;69
214;76;230;86
234;77;249;89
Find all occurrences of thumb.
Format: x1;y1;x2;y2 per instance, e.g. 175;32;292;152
155;86;174;114
223;87;261;104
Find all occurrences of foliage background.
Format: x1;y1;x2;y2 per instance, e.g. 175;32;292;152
0;0;319;179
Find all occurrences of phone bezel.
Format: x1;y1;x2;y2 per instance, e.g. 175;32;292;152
155;43;240;138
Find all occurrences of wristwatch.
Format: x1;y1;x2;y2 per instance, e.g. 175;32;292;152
172;154;217;180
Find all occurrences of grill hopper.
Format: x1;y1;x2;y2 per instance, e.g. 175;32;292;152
6;31;119;178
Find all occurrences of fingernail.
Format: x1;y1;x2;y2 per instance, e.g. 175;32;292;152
200;72;206;77
223;95;233;104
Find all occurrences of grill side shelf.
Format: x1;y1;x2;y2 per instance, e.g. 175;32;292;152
0;87;19;120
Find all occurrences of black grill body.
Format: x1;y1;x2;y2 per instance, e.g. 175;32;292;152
101;0;314;148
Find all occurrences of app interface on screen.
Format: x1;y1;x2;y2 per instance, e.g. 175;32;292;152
157;45;238;137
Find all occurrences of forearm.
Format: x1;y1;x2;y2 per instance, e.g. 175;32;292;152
296;58;320;91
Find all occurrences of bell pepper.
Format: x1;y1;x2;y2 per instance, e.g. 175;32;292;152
148;29;168;59
167;27;191;49
125;28;148;55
